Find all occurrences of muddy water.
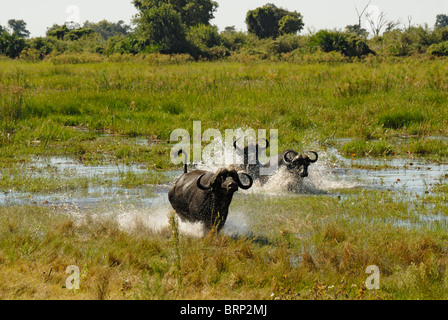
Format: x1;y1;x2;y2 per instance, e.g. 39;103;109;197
1;148;447;235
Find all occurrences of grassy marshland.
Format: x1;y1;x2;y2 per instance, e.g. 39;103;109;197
0;56;448;168
0;55;448;300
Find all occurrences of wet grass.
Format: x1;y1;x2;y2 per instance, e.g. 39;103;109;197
339;137;448;160
378;110;425;130
1;189;448;300
0;163;171;194
433;183;448;193
340;139;394;157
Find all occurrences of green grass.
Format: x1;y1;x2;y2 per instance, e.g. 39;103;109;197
1;56;448;169
378;110;425;130
433;183;448;193
1;190;448;300
340;139;394;157
1;55;448;300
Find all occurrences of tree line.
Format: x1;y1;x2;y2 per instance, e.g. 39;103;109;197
1;1;448;61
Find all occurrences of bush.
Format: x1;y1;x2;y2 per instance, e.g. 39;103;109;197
427;41;448;56
380;30;413;56
344;34;375;57
267;34;304;56
400;26;439;54
0;31;27;58
186;24;228;59
220;31;250;52
27;37;55;58
310;30;374;57
19;48;41;61
434;27;448;42
105;34;149;55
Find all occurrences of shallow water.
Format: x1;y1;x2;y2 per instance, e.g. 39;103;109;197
1;147;447;235
2;151;447;205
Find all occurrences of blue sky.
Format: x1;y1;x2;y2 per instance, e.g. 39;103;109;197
0;0;447;37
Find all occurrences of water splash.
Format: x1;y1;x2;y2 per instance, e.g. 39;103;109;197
222;210;251;237
113;203;252;238
246;149;360;195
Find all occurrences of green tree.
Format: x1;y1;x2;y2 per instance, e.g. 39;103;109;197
181;0;218;27
186;24;226;58
435;14;448;29
278;14;304;35
0;31;27;58
46;24;94;41
223;26;236;33
246;4;304;39
136;3;187;53
46;24;70;39
345;24;369;38
133;0;218;27
7;19;30;38
83;20;131;40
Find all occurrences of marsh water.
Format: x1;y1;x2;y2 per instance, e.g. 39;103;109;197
1;143;447;236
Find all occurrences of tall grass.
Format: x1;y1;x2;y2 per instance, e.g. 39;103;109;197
378;110;425;130
1;189;448;299
340;139;394;156
0;57;447;168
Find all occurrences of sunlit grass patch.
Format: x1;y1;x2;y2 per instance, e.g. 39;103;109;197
406;139;448;156
432;183;448;193
340;139;394;157
378;110;425;130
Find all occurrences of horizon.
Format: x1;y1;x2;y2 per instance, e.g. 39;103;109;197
0;0;447;38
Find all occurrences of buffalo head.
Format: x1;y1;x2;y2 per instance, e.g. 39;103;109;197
196;167;253;193
283;151;318;178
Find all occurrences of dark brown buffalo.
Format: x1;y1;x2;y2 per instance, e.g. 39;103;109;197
169;151;253;232
259;150;318;186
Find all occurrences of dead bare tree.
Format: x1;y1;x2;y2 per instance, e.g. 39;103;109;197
366;10;388;37
406;15;413;30
385;18;402;33
355;0;372;29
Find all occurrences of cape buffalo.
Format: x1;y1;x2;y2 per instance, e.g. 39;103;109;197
233;137;269;180
259;150;318;188
169;150;253;233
